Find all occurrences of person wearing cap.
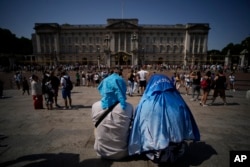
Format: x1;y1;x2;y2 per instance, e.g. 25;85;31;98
60;71;72;109
91;73;134;160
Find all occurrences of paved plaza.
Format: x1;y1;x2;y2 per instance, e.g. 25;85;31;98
0;84;250;167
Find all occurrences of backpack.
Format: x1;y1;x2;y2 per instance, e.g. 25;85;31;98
200;78;208;89
63;77;73;90
45;81;54;96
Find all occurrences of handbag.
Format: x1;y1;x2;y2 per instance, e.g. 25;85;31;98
95;101;119;128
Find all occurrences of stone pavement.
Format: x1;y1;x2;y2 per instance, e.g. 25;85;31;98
0;86;249;167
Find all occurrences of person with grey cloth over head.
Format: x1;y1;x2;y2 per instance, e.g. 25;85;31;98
91;72;134;160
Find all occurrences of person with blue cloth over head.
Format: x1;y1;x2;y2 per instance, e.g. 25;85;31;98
128;74;200;164
92;72;134;160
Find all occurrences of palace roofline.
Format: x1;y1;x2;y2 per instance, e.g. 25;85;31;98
34;18;209;30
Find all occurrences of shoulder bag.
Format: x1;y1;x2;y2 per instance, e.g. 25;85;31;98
95;101;119;128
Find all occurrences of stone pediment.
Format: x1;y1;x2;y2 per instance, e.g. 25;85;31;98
34;23;60;34
187;23;210;31
34;23;60;30
106;20;138;29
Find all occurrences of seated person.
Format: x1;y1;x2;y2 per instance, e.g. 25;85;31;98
128;74;200;164
92;72;134;160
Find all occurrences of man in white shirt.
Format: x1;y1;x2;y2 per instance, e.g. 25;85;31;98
137;66;149;95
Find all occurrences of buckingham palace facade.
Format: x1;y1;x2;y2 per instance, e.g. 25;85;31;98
32;18;210;67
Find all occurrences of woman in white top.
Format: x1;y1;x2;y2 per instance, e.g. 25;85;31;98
31;75;43;109
229;72;235;91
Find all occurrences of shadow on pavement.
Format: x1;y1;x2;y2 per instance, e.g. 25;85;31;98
0;135;8;147
0;96;12;99
0;153;80;167
209;102;239;106
184;141;217;166
53;105;92;110
0;142;216;167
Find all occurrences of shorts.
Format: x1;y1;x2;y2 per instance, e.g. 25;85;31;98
139;80;147;88
62;88;71;99
45;93;54;105
53;88;59;96
213;89;225;98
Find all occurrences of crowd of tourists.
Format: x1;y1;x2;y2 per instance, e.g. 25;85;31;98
170;69;236;106
0;63;246;165
4;63;238;108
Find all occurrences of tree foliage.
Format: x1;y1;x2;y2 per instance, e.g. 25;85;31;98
0;28;32;55
213;36;250;55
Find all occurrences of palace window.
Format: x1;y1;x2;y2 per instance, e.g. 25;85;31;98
153;45;157;53
180;46;184;53
96;37;99;44
166;37;169;43
166;45;171;53
173;46;177;53
89;46;93;53
82;46;86;53
68;37;72;44
160;37;163;43
180;37;183;43
160;45;164;53
153;37;156;43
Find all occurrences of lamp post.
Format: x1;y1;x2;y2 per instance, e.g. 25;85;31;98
50;52;53;67
209;54;212;64
191;54;195;67
141;48;145;66
53;50;57;66
131;33;137;66
104;35;111;67
97;48;100;70
75;45;78;64
184;56;188;70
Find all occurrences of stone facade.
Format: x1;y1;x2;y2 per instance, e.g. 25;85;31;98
32;18;210;67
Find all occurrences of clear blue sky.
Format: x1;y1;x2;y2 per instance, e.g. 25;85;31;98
0;0;249;51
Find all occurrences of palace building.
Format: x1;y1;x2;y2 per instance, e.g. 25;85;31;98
32;18;210;67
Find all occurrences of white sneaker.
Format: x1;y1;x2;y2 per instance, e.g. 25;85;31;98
199;101;203;106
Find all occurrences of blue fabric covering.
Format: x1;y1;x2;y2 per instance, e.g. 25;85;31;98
128;74;200;155
98;73;127;110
